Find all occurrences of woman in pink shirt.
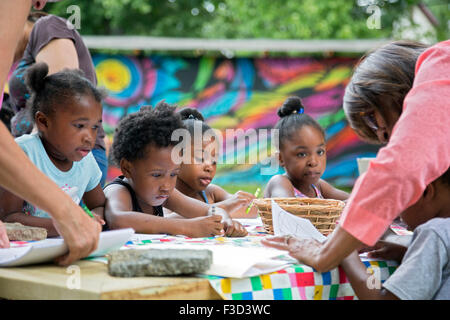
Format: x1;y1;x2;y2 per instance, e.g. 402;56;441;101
263;39;450;272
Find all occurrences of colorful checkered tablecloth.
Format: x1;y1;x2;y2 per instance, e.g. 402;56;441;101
9;218;399;300
205;258;398;300
108;219;398;300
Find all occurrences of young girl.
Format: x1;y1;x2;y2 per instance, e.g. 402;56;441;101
103;101;247;238
0;62;106;237
264;96;349;200
174;107;258;218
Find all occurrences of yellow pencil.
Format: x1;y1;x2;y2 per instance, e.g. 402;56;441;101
246;187;261;214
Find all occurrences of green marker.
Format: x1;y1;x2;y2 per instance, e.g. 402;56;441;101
246;187;261;214
82;203;95;218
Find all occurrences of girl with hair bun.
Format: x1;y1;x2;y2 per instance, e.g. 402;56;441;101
0;62;107;236
264;96;349;200
174;107;258;218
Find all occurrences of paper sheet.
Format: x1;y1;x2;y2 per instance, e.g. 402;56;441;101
118;242;290;278
0;228;135;267
272;200;326;242
94;226;291;278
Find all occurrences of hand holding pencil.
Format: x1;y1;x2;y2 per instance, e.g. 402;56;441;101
246;187;261;214
82;203;105;226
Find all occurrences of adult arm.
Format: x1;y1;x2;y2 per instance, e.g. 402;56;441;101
35;38;79;74
0;0;51;248
262;226;364;272
0;0;30;92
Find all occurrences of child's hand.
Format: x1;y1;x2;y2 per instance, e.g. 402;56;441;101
184;215;224;238
92;213;105;226
221;191;255;214
0;221;10;248
359;240;407;263
223;219;248;237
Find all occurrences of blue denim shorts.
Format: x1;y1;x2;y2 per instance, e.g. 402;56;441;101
92;148;108;187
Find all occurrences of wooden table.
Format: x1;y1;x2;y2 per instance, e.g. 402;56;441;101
0;260;222;300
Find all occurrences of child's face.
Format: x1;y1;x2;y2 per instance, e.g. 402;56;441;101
279;125;326;186
178;140;218;191
125;145;180;207
38;94;102;163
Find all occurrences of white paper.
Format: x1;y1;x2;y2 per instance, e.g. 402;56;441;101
121;242;289;278
235;217;264;233
0;228;135;267
272;200;326;242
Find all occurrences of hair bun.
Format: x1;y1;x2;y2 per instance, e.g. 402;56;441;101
24;62;49;94
178;107;205;122
277;96;305;118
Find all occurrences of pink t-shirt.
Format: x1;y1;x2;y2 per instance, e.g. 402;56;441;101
339;40;450;246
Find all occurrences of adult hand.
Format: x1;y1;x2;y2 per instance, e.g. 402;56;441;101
261;235;324;267
0;221;10;248
52;200;101;266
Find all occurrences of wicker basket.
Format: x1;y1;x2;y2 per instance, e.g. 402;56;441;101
253;197;345;236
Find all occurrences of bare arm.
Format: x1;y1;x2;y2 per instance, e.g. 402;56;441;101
104;184;184;234
104;184;224;237
318;179;350;201
0;186;59;237
263;175;295;198
208;184;257;218
0;0;54;248
262;225;364;272
0;0;30;91
35;38;79;74
340;251;398;300
165;188;210;218
0;122;101;264
166;188;247;237
83;184;106;225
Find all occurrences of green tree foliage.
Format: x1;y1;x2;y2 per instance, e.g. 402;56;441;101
45;0;448;40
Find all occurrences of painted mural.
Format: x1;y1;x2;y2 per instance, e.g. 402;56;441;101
93;54;380;190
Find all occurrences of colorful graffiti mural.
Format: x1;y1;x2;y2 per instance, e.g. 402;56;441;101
93;54;380;190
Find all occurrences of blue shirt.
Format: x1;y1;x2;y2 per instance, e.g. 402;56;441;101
15;133;102;218
383;218;450;300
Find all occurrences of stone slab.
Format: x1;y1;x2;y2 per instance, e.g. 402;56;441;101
5;222;47;241
108;248;213;277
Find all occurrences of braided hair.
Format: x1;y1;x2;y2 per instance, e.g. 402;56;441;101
274;96;325;149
